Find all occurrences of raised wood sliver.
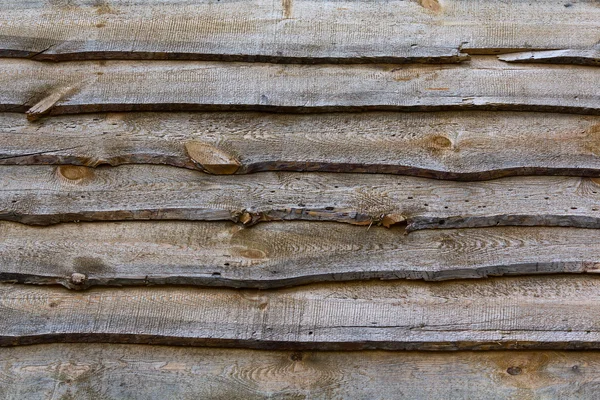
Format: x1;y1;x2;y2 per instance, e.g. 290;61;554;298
2;112;600;180
3;164;600;230
2;276;600;350
2;221;600;289
499;49;600;66
2;345;600;399
1;0;599;63
0;58;598;119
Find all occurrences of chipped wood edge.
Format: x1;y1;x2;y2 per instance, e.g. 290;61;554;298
498;49;600;66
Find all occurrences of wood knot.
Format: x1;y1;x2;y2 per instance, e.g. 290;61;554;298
506;366;522;376
417;0;442;13
69;273;87;286
290;352;303;362
57;165;94;181
185;141;240;175
430;135;453;150
380;214;406;228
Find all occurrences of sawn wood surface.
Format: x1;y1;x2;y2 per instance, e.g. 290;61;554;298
1;0;599;63
2;276;600;350
1;221;600;289
1;112;600;180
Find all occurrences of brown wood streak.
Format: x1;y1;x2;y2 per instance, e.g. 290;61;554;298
2;221;600;289
3;276;600;350
0;57;598;117
3;165;600;230
2;0;598;64
1;112;600;179
2;345;600;399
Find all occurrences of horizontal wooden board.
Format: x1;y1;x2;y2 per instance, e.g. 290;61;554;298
3;276;600;350
2;221;600;289
0;57;598;118
1;0;599;63
2;111;600;180
3;165;600;230
2;345;600;399
499;49;600;66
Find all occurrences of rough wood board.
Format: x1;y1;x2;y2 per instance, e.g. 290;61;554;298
499;49;600;66
2;221;600;289
3;165;600;230
2;0;599;63
1;345;599;400
0;57;598;117
2;111;600;180
3;276;600;350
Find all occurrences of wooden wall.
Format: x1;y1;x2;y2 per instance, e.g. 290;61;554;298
0;0;599;397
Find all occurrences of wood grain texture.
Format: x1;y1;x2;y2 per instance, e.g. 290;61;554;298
0;57;598;117
2;111;600;180
3;164;600;230
499;49;600;66
3;276;600;350
2;345;600;399
2;0;599;63
2;221;600;289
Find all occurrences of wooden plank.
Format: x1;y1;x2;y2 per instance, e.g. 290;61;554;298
499;49;600;66
2;276;600;350
2;221;600;289
2;1;599;64
0;57;598;117
2;345;600;399
2;111;600;180
3;165;600;230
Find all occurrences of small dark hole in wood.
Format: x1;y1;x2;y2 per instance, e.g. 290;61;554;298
223;263;230;266
572;365;580;372
212;272;221;277
571;207;578;210
325;207;334;211
308;331;313;335
507;366;522;376
438;220;445;225
290;352;303;361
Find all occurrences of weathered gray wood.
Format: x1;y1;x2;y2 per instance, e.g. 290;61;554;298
2;276;600;350
3;165;600;230
499;49;600;66
2;345;600;400
0;57;598;118
2;111;600;180
2;221;600;289
2;0;599;63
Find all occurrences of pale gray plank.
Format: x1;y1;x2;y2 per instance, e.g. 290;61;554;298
1;221;600;289
1;344;599;399
2;165;600;230
2;111;600;180
2;0;599;63
0;57;598;118
2;276;600;349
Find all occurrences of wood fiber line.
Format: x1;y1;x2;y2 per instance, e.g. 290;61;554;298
1;345;600;399
2;276;600;350
2;221;600;289
2;111;600;179
3;165;600;231
0;57;598;117
1;0;598;63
